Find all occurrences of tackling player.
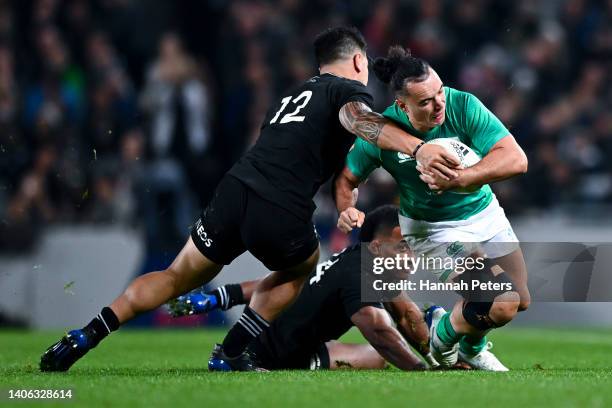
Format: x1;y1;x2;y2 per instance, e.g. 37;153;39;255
40;28;459;372
335;46;530;371
170;206;435;371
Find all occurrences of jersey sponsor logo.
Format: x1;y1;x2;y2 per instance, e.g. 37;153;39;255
446;241;464;257
397;152;415;163
195;219;213;247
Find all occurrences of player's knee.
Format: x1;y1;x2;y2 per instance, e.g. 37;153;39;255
125;269;179;305
123;281;148;308
490;291;520;326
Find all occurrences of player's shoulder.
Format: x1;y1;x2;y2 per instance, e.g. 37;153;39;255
316;74;371;100
445;86;480;108
316;73;367;88
328;244;363;274
382;101;404;121
291;74;366;104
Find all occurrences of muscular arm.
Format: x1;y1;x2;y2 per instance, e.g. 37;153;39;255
339;102;460;178
420;135;528;192
334;166;365;233
383;293;430;356
351;306;427;371
339;102;421;154
334;166;362;213
455;135;528;188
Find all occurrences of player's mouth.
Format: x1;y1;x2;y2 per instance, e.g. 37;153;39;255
432;110;445;124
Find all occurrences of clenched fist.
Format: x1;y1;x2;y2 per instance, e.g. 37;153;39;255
337;207;365;234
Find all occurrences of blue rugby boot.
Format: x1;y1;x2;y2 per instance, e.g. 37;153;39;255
40;329;94;372
167;291;219;317
208;344;268;372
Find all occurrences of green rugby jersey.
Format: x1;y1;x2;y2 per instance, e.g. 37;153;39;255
346;87;510;222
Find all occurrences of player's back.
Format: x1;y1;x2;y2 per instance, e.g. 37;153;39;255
228;74;372;220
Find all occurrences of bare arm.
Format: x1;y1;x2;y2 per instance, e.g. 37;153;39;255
419;135;528;192
383;293;430;356
335;166;361;213
339;102;461;179
456;135;528;188
334;166;365;233
351;306;427;371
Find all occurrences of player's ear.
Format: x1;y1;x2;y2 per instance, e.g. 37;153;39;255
395;98;407;111
368;240;381;255
353;53;364;73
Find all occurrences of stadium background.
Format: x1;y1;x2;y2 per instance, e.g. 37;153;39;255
0;0;611;330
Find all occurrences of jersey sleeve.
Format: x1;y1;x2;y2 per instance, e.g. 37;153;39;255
345;138;382;180
341;268;383;318
462;92;510;155
332;80;374;111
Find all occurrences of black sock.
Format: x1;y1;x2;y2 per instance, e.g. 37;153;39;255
82;307;120;347
209;284;245;310
222;307;269;358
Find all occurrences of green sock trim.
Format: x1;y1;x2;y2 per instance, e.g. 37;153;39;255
459;335;487;356
436;312;461;345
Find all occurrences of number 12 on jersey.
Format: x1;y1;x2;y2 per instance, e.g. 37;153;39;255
270;90;313;124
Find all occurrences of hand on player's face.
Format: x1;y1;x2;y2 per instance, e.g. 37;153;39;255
337;207;365;234
416;163;460;193
415;144;462;181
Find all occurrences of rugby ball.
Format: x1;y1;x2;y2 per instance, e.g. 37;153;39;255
423;138;481;194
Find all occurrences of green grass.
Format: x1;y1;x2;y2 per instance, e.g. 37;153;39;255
1;327;612;407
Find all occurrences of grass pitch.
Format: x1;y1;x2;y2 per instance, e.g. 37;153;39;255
1;327;612;407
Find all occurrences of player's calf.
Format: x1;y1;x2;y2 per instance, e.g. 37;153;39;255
221;249;319;360
40;237;222;372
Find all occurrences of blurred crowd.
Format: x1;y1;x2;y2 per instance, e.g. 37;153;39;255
0;0;610;255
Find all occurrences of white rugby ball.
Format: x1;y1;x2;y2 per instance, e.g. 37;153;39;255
421;138;481;194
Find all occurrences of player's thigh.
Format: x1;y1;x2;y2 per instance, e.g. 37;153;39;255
190;175;248;266
325;341;386;370
242;193;320;272
165;236;223;295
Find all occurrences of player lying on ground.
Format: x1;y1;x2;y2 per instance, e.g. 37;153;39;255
169;206;442;371
40;27;460;372
335;46;531;371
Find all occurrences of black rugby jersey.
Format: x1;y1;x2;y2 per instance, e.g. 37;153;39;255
228;74;373;220
257;244;382;360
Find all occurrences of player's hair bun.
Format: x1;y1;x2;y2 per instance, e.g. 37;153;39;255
372;46;411;84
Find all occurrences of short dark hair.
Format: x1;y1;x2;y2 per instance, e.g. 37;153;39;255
359;205;400;242
372;45;430;96
313;27;367;67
